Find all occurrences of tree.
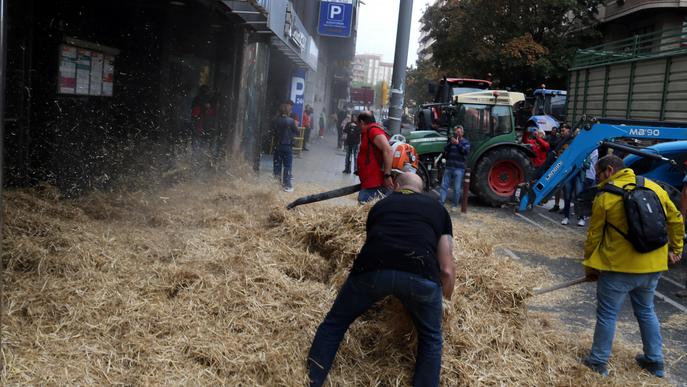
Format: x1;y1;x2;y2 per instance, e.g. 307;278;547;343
421;0;603;91
404;59;440;108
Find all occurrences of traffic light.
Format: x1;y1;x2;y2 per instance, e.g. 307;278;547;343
381;81;389;106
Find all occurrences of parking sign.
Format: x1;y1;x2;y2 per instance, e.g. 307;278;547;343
318;0;353;38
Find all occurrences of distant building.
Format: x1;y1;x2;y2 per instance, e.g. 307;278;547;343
352;54;393;85
596;0;687;41
417;0;442;62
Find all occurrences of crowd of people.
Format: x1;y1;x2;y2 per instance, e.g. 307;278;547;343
269;109;687;384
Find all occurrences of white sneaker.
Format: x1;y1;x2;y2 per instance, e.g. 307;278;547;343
577;218;586;227
284;187;294;192
561;217;569;225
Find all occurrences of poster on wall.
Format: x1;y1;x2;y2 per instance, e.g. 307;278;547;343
58;42;116;97
58;45;77;94
75;49;92;95
89;52;104;96
102;55;114;96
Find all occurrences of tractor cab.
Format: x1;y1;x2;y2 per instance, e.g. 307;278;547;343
525;89;567;133
417;78;492;131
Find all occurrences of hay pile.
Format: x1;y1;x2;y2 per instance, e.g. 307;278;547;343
1;178;668;385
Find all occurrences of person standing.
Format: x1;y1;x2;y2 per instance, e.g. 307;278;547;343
582;155;684;377
307;173;455;387
677;169;687;298
319;108;326;138
302;105;312;151
272;103;299;192
523;127;550;172
337;109;347;150
191;85;213;167
342;113;360;174
439;125;470;212
356;112;393;203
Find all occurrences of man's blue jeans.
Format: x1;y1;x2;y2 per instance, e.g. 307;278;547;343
587;271;663;366
439;167;465;208
358;186;390;204
307;270;443;387
273;144;293;189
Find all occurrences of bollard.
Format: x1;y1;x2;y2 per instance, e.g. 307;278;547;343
461;169;470;213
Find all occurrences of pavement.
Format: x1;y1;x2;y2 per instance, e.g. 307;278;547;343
260;132;687;385
260;130;359;193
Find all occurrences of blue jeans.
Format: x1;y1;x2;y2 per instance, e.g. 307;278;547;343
563;173;584;218
439;168;465;207
273;144;293;189
358;186;390;204
344;144;358;172
587;271;663;366
308;270;443;387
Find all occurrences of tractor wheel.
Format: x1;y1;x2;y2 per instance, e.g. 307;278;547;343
472;147;532;207
417;162;432;192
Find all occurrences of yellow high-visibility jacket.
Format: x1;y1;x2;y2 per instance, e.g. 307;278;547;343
583;168;684;273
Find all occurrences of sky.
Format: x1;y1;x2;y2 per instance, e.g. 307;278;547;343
355;0;430;67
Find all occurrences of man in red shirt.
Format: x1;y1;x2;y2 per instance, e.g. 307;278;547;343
356;112;393;203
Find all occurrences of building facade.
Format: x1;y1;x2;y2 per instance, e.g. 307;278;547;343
3;0;358;193
352;54;392;85
596;0;687;41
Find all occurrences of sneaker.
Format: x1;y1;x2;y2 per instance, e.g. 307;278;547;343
451;207;457;213
548;205;560;212
577;218;586;227
284;187;294;193
342;169;351;174
635;354;665;378
561;217;569;225
583;358;609;377
303;147;309;151
676;289;687;298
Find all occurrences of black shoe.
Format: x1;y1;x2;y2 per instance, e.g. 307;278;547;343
342;169;351;174
583;358;608;377
635;354;664;378
303;147;309;151
548;205;560;212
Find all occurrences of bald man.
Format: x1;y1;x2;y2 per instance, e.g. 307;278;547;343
307;173;455;387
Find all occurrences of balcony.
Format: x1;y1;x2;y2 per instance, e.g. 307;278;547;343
571;25;687;69
598;0;685;23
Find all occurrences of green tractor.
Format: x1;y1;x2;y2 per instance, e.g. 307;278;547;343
405;90;535;207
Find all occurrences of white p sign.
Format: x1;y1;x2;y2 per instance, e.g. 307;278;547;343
290;76;305;103
329;4;343;20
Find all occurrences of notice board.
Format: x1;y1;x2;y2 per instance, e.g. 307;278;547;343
59;43;115;97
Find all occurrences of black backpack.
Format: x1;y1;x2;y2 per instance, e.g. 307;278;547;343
602;176;669;253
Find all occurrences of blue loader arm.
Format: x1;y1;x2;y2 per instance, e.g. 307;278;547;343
518;119;687;212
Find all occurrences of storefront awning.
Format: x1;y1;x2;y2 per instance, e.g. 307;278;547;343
221;0;270;33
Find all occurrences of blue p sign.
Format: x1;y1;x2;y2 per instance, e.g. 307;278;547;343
319;0;353;37
329;4;343;21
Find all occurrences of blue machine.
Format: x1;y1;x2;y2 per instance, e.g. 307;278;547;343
516;117;687;212
526;89;567;132
624;140;687;190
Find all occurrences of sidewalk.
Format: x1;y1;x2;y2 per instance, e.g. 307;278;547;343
259;132;359;190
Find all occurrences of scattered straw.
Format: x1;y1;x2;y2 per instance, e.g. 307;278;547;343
1;176;670;385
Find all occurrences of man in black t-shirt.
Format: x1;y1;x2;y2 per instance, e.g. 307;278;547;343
307;173;455;387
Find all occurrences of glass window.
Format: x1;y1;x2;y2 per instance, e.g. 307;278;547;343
492;105;512;135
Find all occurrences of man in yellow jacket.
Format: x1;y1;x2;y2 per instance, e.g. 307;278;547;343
582;155;684;377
